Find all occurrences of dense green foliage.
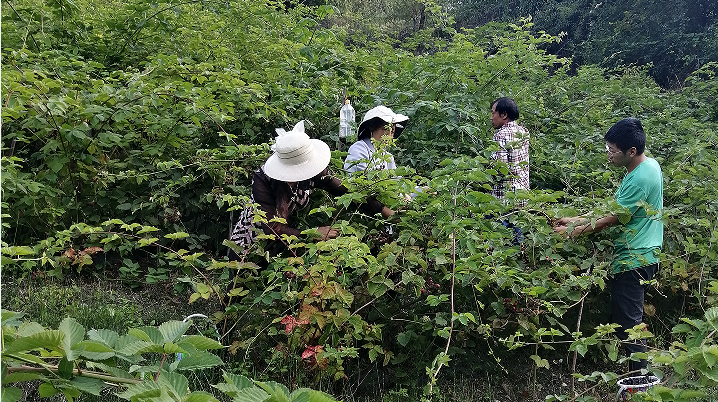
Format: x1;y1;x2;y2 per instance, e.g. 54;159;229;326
2;0;718;401
442;0;718;87
1;310;337;402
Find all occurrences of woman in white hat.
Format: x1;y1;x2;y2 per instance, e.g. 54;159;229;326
229;121;392;262
344;106;409;174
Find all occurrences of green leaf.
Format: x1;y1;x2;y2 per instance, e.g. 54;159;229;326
256;380;291;401
137;237;159;247
117;340;162;355
185;391;221;402
232;386;270;402
397;332;411;347
58;357;74;379
117;380;162;400
1;246;35;256
2;330;64;354
38;382;60;398
59;317;85;360
137;226;160;234
2;372;41;383
529;354;549;369
77;340;115;360
175;350;224;371
130;326;164;344
157;371;189;398
165;232;190;240
218;371;254;393
178;335;223;350
87;329;119;348
159;320;192;343
70;376;104;396
0;387;23;402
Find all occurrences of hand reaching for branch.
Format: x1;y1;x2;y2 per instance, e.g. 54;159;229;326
317;226;339;240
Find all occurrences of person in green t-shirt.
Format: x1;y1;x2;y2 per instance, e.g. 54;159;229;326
553;117;663;373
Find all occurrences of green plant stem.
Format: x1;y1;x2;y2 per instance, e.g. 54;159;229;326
428;182;459;395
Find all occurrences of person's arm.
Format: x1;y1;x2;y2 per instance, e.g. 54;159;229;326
316;168;395;218
553;215;620;237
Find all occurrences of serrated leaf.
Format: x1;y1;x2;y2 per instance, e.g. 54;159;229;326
87;328;119;348
178;335;223;350
256;380;290;400
165;232;190;240
3;372;41;383
397;332;411;347
86;362;135;380
77;340;115;360
222;371;254;390
38;382;60;397
0;387;23;402
234;387;271;402
157;371;189;398
137;237;159;247
117;380;162;400
59;318;85;360
58;357;74;379
175;350;224;371
159;320;191;343
185;391;220;402
529;354;549;368
2;330;64;354
17;321;45;337
70;376;104;396
137;226;160;234
130;326;164;344
212;383;240;397
705;307;718;328
291;389;337;402
117;340;162;355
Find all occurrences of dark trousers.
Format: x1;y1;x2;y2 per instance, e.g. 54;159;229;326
610;263;657;372
484;215;524;245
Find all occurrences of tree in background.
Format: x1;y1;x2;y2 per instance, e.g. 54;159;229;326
443;0;718;87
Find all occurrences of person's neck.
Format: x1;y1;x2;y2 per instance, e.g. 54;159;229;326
626;154;647;173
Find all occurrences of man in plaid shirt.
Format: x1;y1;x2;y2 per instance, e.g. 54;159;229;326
490;97;530;206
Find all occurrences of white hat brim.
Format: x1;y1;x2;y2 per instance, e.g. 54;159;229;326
263;139;332;182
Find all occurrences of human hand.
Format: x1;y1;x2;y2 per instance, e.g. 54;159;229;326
553;217;578;227
553;225;570;235
317;226;339;240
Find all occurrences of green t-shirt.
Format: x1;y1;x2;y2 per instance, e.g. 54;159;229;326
612;158;664;274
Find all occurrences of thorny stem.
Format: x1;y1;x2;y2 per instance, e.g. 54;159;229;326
154;353;167;381
427;182;459;395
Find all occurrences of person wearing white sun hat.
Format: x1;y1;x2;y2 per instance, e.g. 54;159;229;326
228;120;393;264
344;105;409;174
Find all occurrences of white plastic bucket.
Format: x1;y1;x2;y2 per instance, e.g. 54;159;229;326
616;375;660;401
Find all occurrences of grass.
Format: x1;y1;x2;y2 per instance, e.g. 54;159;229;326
4;276;718;402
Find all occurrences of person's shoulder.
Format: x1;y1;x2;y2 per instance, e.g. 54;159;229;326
347;140;370;155
637;158;662;176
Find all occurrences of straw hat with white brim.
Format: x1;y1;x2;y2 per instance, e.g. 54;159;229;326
263;120;332;182
357;106;409;140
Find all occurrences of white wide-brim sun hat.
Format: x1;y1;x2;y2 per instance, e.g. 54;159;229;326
358;105;409;139
263;120;332;182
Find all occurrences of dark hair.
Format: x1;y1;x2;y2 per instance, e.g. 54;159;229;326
358;117;386;140
357;117;406;140
604;118;646;155
491;97;519;121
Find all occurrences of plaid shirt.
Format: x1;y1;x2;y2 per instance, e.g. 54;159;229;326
491;121;529;205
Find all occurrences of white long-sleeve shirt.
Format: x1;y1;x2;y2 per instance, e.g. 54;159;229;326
343;138;396;173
